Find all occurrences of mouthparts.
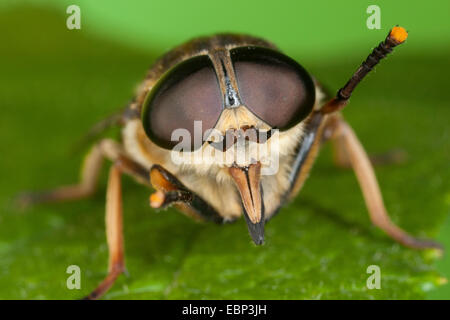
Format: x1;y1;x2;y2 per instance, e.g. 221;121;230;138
229;162;265;245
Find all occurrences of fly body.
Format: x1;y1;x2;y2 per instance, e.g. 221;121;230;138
19;26;442;299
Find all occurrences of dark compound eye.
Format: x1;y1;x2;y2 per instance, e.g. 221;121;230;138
142;55;223;150
231;46;315;130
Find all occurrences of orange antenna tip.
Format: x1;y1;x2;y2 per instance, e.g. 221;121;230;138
389;26;408;44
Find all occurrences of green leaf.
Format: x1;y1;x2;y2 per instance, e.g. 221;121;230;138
0;6;449;299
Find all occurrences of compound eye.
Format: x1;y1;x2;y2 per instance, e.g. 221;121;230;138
142;55;223;151
231;47;315;130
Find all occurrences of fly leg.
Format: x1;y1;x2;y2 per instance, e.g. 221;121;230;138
84;163;225;299
16;139;149;207
16;139;151;299
330;123;407;168
84;164;125;300
16;144;104;207
328;118;442;251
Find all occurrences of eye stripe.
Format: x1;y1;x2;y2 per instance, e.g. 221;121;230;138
220;59;241;108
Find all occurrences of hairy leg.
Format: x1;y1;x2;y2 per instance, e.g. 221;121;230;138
16;139;149;207
84;164;125;299
330;118;442;250
17;145;104;207
331;129;407;168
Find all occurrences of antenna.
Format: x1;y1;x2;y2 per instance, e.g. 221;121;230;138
322;26;408;114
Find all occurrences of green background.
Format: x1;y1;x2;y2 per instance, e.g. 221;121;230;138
0;0;449;299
